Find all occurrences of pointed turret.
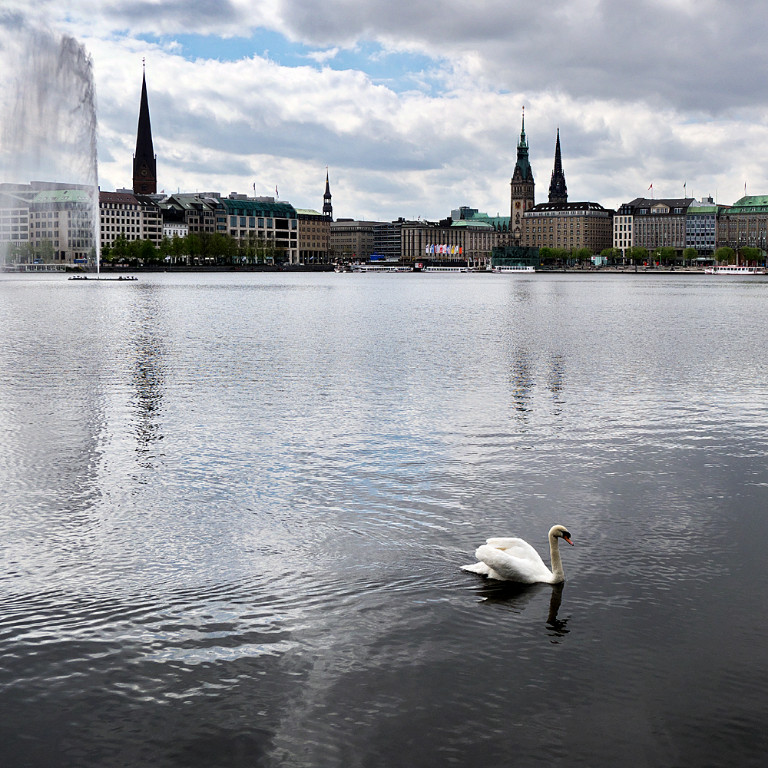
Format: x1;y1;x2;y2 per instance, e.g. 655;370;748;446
323;168;333;220
133;62;157;194
513;108;534;183
510;107;535;242
548;129;567;204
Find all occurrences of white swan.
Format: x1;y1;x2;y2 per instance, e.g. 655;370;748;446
462;524;574;584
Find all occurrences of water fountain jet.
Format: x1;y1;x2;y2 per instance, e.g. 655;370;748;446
0;18;99;272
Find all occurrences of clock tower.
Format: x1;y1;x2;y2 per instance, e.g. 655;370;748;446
510;108;535;245
132;62;157;195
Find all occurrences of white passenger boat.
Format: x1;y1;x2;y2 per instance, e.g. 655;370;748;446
704;265;766;275
493;265;536;273
350;264;412;272
422;266;468;273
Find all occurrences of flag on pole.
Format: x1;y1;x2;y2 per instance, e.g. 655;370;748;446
648;183;653;190
275;185;279;198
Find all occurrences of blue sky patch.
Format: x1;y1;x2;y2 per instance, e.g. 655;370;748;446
135;30;442;94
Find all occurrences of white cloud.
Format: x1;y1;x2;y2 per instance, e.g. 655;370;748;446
2;1;768;220
304;48;339;64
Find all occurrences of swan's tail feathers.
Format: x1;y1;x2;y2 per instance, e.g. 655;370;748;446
461;561;491;576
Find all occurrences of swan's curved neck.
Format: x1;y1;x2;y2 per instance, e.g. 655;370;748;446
549;534;565;583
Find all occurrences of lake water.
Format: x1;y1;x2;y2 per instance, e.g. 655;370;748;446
1;271;767;767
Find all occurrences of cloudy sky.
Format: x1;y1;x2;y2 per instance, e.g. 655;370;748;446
2;0;767;220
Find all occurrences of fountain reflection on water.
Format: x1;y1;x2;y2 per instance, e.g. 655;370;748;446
0;18;99;271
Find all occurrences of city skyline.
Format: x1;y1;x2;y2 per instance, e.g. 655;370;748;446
2;2;768;221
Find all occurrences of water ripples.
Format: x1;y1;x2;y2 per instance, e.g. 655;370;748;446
3;273;768;766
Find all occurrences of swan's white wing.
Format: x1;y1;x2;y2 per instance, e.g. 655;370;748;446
485;537;543;564
473;544;554;584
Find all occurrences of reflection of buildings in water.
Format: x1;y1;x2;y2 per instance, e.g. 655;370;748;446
508;348;568;418
547;354;566;415
130;289;167;465
510;350;533;414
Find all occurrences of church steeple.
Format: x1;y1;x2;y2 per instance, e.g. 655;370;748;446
510;107;535;244
322;168;333;220
548;128;568;204
133;61;157;195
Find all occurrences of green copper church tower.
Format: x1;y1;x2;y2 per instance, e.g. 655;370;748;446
510;108;535;245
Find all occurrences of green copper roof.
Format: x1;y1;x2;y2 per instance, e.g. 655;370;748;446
450;219;494;229
730;195;768;210
222;199;296;217
32;189;92;204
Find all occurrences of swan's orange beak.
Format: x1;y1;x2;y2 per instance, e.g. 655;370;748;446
564;536;574;546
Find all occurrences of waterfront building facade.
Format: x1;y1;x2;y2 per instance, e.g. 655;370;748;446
1;182;97;266
621;197;693;255
330;219;378;261
100;190;162;250
220;196;298;263
400;218;500;267
613;203;633;257
523;201;613;253
716;195;768;256
686;197;727;256
296;208;330;263
373;220;403;261
160;194;219;236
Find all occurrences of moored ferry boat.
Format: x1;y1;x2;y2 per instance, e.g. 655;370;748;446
350;264;412;272
422;265;468;272
493;265;536;273
704;265;766;275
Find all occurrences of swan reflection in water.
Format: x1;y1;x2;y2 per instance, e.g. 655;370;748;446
474;581;571;641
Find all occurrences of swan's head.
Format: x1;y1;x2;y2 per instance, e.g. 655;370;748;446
549;524;574;546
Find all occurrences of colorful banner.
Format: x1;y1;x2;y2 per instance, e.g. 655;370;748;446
425;244;463;255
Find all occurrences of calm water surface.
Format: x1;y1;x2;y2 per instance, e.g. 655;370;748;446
1;271;767;767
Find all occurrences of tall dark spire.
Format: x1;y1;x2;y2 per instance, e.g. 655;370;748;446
510;107;535;238
548;128;567;204
133;61;157;195
322;168;333;220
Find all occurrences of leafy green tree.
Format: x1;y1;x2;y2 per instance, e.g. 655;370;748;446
714;246;735;264
11;242;35;264
628;246;649;265
110;234;130;262
171;234;188;265
740;246;761;263
572;247;592;262
683;247;698;264
187;233;202;264
36;240;55;262
601;247;620;260
136;238;159;265
657;246;676;264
